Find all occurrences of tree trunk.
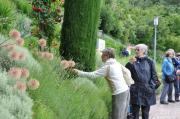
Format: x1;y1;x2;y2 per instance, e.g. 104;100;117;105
60;0;102;71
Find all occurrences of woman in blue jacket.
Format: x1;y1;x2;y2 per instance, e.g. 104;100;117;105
160;50;174;104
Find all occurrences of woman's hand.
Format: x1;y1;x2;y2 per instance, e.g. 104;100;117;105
68;68;79;75
129;57;136;63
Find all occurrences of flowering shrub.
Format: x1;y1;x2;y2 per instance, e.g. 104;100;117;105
60;60;76;69
0;71;33;119
32;0;64;47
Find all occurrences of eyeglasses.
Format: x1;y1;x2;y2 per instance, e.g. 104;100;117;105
135;48;140;51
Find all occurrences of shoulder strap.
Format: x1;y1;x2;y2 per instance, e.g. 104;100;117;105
106;65;110;77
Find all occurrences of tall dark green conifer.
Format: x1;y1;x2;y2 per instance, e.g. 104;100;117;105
60;0;102;71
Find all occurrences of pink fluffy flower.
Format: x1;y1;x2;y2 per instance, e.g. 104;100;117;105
16;38;24;46
9;29;21;39
68;60;75;68
8;67;22;79
28;79;40;90
21;68;30;79
4;45;15;52
61;60;69;69
38;38;46;48
44;52;54;60
9;51;20;61
15;81;27;92
19;53;26;60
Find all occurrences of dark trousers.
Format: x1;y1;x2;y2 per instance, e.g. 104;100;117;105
131;104;150;119
168;77;179;100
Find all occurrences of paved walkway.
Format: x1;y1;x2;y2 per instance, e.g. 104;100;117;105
149;96;180;119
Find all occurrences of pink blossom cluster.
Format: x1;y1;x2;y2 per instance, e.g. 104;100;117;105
27;79;40;90
9;29;21;39
38;38;46;48
39;52;54;60
8;67;30;79
9;51;26;61
15;79;40;92
8;67;40;91
9;29;25;47
16;37;24;46
15;81;27;92
60;60;76;69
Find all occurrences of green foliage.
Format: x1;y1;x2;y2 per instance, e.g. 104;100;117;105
12;14;32;37
60;0;103;71
100;0;180;52
0;0;16;33
29;58;110;119
24;36;39;49
104;35;124;54
0;72;33;119
33;102;57;119
11;0;32;15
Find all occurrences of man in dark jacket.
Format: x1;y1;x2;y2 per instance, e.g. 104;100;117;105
126;44;159;119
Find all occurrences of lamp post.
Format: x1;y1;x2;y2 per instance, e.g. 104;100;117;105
153;17;159;63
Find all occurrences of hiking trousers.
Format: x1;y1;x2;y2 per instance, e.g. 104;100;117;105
112;90;130;119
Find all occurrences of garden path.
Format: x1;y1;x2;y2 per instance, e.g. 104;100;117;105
149;96;180;119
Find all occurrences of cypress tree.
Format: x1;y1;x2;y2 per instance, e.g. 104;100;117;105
60;0;102;71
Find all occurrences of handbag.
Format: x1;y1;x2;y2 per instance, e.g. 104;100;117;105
165;75;175;83
154;78;161;89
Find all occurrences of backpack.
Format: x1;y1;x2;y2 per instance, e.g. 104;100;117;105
105;64;134;86
120;64;134;86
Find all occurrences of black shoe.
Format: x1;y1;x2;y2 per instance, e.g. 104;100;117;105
168;100;175;103
175;99;180;102
127;113;134;119
160;101;169;104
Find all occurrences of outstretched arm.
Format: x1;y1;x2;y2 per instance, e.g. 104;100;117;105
74;65;108;79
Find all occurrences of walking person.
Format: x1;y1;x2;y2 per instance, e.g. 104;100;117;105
73;48;130;119
176;53;180;94
168;50;180;102
125;44;158;119
160;50;175;104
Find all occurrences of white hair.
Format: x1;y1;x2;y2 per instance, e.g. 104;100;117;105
135;44;148;55
167;49;175;56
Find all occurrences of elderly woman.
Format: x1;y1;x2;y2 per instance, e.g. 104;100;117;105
160;50;175;104
125;44;158;119
74;48;129;119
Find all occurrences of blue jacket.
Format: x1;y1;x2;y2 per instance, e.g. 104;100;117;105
162;57;174;80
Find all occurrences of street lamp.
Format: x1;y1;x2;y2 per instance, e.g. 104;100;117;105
153;17;159;63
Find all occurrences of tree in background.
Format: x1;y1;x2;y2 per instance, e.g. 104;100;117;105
60;0;102;71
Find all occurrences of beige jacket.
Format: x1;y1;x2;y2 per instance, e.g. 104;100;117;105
77;58;129;95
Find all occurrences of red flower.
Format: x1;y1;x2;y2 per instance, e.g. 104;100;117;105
33;6;37;11
38;8;43;12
